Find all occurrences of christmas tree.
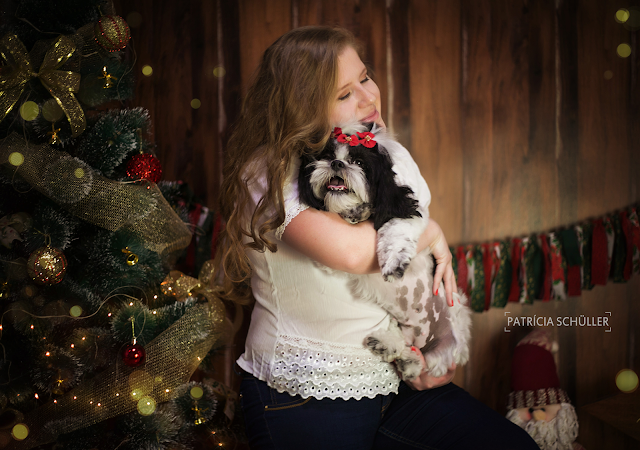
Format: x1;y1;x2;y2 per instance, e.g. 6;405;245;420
0;1;242;448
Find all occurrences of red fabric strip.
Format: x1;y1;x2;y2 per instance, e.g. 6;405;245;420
566;265;582;296
591;218;608;285
456;246;469;296
539;234;551;301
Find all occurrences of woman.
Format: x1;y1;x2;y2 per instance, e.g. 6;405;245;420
217;26;539;450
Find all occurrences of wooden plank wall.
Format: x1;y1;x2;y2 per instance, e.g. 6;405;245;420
112;1;640;447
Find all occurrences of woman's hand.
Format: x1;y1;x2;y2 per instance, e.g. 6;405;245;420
404;361;457;390
427;226;457;307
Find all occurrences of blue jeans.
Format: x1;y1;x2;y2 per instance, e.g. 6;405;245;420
239;373;540;449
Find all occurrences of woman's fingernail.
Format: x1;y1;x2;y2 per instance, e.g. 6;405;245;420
435;289;439;295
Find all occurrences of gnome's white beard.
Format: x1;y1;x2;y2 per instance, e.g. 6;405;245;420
506;403;578;450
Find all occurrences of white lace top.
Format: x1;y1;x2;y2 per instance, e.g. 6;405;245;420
236;142;431;400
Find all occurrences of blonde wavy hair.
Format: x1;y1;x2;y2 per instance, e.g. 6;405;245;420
216;26;362;305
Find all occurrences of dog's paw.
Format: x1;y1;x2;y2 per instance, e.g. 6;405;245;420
364;336;397;362
379;241;416;282
395;347;424;380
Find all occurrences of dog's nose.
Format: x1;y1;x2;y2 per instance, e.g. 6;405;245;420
331;160;345;170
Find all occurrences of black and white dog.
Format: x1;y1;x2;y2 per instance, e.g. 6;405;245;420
298;122;471;379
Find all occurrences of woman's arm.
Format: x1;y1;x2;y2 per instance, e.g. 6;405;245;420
281;208;457;305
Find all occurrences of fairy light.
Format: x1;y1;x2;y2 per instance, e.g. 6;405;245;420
129;302;133;306
53;400;57;404
30;325;34;329
73;396;77;400
82;336;86;340
34;393;39;399
45;351;50;357
70;344;74;348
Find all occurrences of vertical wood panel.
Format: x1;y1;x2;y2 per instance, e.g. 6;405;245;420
461;0;492;244
238;0;292;91
490;0;530;241
408;0;463;243
387;0;412;147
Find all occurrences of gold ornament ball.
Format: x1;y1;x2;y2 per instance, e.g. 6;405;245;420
95;15;131;52
27;246;68;285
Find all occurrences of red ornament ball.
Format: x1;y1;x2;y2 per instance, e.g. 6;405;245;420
126;154;162;183
122;343;146;367
27;246;67;285
95;15;131;52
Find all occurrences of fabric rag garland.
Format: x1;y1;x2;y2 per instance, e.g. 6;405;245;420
451;203;640;312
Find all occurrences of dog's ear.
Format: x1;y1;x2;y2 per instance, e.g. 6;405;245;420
297;152;326;210
370;146;421;230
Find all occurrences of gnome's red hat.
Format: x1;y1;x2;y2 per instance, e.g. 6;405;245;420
507;329;571;410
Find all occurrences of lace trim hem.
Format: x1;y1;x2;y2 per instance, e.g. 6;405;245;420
275;203;310;240
268;336;400;400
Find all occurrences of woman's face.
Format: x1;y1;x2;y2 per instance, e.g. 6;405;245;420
329;46;385;128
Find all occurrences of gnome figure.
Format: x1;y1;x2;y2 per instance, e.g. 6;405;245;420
505;329;585;450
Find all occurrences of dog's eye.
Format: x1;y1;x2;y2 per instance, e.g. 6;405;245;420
354;159;363;166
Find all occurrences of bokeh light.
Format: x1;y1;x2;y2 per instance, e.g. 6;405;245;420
191;98;201;109
137;396;156;415
42;99;64;122
74;168;85;179
615;9;630;23
190;386;204;399
8;152;24;166
616;369;638;393
213;66;226;78
11;424;28;440
617;43;631;58
142;65;153;76
69;305;82;317
622;7;640;30
127;11;143;28
604;70;613;80
19;101;39;121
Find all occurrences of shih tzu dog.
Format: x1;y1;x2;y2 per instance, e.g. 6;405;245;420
298;122;471;379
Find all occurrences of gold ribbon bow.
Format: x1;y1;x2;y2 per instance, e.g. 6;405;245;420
0;34;86;137
161;260;218;301
161;260;243;336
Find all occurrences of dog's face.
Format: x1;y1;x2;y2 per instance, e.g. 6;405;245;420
298;127;421;230
302;140;378;224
